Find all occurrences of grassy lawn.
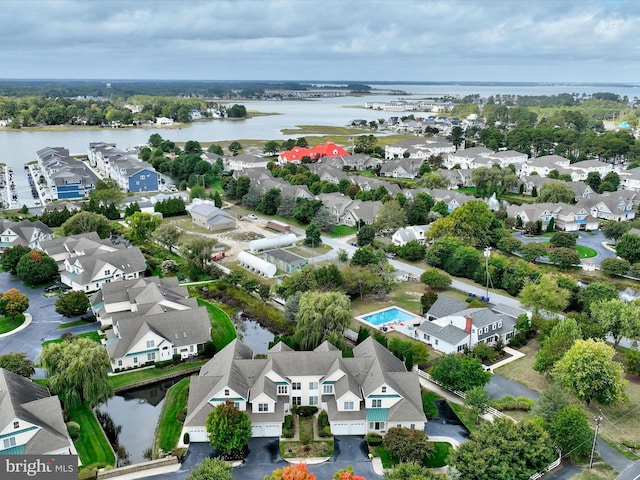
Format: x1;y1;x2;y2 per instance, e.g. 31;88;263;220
374;445;398;468
570;463;617;480
280;416;334;458
449;402;483;433
422;390;440;419
155;377;190;453
494;340;550;393
350;281;424;317
196;298;237;351
326;225;357;237
0;314;25;334
67;403;115;469
537;241;598;259
42;330;102;347
108;361;205;390
425;442;452;468
58;319;94;329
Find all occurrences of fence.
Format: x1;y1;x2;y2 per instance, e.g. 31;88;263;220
528;448;562;480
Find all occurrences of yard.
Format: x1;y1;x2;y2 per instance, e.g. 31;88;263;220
154;377;190;453
42;330;102;347
280;416;334;458
108;361;205;391
0;313;25;334
67;403;116;470
196;298;237;351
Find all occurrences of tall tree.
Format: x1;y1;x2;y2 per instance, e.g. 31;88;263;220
536;181;575;204
152;223;181;252
1;245;32;275
449;419;555;480
356;225;376;246
383;427;433;464
534;318;582;375
0;288;29;321
304;223;322;247
519;274;570;315
548;405;592;460
590;299;640;348
294;292;351;350
205;401;251;457
553;339;627;405
430;354;491;392
55;291;90;317
16;251;59;286
464;386;490;423
40;337;113;407
373;200;406;233
126;212;162;243
616;233;640;264
61;211;112;239
0;352;35;377
427;200;494;246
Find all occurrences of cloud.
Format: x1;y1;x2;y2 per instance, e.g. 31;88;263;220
1;0;639;82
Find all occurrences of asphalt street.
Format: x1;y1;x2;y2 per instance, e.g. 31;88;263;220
514;230;616;267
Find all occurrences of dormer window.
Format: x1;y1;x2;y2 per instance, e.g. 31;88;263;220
13;421;19;429
381;386;386;393
224;389;229;396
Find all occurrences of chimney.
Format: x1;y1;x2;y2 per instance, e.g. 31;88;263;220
464;316;473;334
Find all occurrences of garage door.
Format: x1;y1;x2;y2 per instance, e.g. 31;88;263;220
350;422;366;435
332;423;348;435
264;424;281;437
252;425;264;437
188;429;208;442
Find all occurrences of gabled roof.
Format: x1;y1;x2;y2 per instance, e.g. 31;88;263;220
426;295;468;319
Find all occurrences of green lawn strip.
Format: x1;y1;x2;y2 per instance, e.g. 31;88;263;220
374;446;398;468
449;402;482;433
538;241;598;258
422;390;440;419
425;442;452;467
326;225;357;238
196;298;237;351
57;319;94;329
155;377;190;453
0;314;25;334
108;361;206;390
67;403;115;469
42;330;102;347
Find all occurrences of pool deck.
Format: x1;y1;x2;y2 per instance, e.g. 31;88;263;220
356;306;423;331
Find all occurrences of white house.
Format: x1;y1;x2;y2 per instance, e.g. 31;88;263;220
0;220;54;253
392;225;429;246
184;338;426;440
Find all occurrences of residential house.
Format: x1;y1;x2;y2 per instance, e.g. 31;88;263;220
518;175;555;195
37;146;98;200
445;147;494;169
87;143;160;193
621;168;640;192
507;203;562;229
324;154;382;171
392;225;429;247
308;165;349;184
427;189;473;212
224;154;270;172
561;160;615;182
341;200;382;227
519;155;571;177
0;368;77;456
0;220;54;253
189;202;236;231
104;307;211;371
184;337;426;440
60;246;147;293
90;276;196;327
554;205;599;231
566;182;596;201
437;169;473;189
380;158;424;179
40;232;117;267
576;193;636;222
384;138;455;160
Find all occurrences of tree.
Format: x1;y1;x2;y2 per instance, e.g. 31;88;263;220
383;427;433;464
126;212;162;243
205;401;251;457
263;140;280;156
315;264;344;291
549;232;576;249
356;225;375;246
152;223;181;253
207;144;224;155
123;202;141;218
549;405;592;459
234;176;251;200
384;462;435;480
548;247;580;270
277;195;297;218
333;466;366;480
585;171;601;191
89;178;123;207
398;240;426;261
1;245;32;275
0;288;29;321
497;236;521;254
419;172;447;189
428;200;494;246
532;382;571;425
257;188;282;215
212;190;223;208
519;274;570;315
304;223;322;247
521;242;548;263
16;251;59;286
0;352;35;377
55;291;89;317
464;386;489;423
61;211;112;239
430;354;491;392
373;200;406;233
420;268;451;289
534;318;582;374
616;233;640;264
241;185;262;209
350;247;383;267
552;339;627;405
40;337;113;407
181;237;215;277
602;171;621;190
449;419;555;480
311;206;335;233
590;299;640;348
577;281;619;313
266;463;316;480
228;141;243;156
448;126;465;148
601;220;631;245
536;181;575;204
294;292;351;350
186;458;232;480
600;257;630;277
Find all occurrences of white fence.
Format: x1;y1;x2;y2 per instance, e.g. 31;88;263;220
528;448;562;480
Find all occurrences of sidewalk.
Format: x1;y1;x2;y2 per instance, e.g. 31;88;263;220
487;346;525;373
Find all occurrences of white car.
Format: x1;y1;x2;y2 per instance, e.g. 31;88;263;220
247;214;258;220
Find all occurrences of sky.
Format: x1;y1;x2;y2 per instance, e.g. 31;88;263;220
3;0;639;83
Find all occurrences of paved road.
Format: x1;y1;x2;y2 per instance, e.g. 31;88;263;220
486;374;540;401
514;231;616;267
0;272;100;360
617;461;640;480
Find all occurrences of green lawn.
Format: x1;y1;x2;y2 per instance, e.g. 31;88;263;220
449;402;483;433
155;377;190;452
422;390;440;419
374;445;398;468
42;330;102;347
67;403;115;469
0;314;25;334
425;442;452;468
108;361;206;390
58;319;94;329
197;298;237;351
326;225;357;238
538;241;598;258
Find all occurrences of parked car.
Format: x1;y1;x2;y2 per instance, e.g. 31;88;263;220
45;282;71;293
247;214;258;220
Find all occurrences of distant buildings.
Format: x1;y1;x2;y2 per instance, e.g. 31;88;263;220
37;147;98;200
278;141;349;165
0;219;53;253
88;142;160;193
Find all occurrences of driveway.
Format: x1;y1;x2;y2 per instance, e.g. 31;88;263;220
485;374;540;401
0;272;100;361
514;231;616;267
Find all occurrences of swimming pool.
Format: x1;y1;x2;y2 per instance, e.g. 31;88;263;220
361;307;416;327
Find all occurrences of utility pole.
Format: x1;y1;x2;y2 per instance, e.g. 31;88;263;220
589;410;604;469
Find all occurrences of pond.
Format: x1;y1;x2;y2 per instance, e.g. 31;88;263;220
233;312;275;354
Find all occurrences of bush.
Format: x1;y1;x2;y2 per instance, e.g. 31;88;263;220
282;428;294;438
183;432;190;444
154;359;174;368
321;426;332;437
297;406;318;417
490;396;535;411
176;407;187;423
172;448;187;462
284;415;293;429
367;433;383;446
66;421;80;440
318;410;329;428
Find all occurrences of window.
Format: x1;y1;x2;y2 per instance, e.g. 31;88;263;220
492;323;496;330
292;397;302;406
435;339;438;345
381;386;386;393
147;352;155;361
423;334;427;340
278;385;288;395
457;345;465;352
372;399;382;408
498;321;503;328
133;357;138;364
140;175;146;180
224;389;230;396
234;402;240;409
410;424;416;429
117;360;123;367
13;421;19;429
323;384;333;394
258;403;268;412
292;382;301;390
309;396;318;406
3;437;16;449
344;401;354;410
309;382;318;390
146;340;154;348
105;269;111;276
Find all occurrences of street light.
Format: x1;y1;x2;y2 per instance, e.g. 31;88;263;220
483;247;491;301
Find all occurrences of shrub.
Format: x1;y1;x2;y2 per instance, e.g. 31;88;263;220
66;421;80;440
172;448;187;462
318;410;329;428
282;428;294;438
300;430;312;445
183;432;190;444
322;426;332;437
176;407;187;423
297;406;318;417
284;415;293;429
490;396;535;411
367;433;383;446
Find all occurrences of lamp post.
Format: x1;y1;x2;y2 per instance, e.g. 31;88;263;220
483;247;491;301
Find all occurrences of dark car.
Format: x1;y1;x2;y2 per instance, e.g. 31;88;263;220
44;282;70;293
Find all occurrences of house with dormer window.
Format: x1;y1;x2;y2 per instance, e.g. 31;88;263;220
184;337;426;441
0;369;76;456
0;220;53;253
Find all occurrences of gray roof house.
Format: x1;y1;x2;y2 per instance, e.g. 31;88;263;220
189;202;236;231
0;368;77;456
184;337;426;441
0;220;54;253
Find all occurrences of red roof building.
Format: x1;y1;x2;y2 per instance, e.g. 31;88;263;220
278;141;349;164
